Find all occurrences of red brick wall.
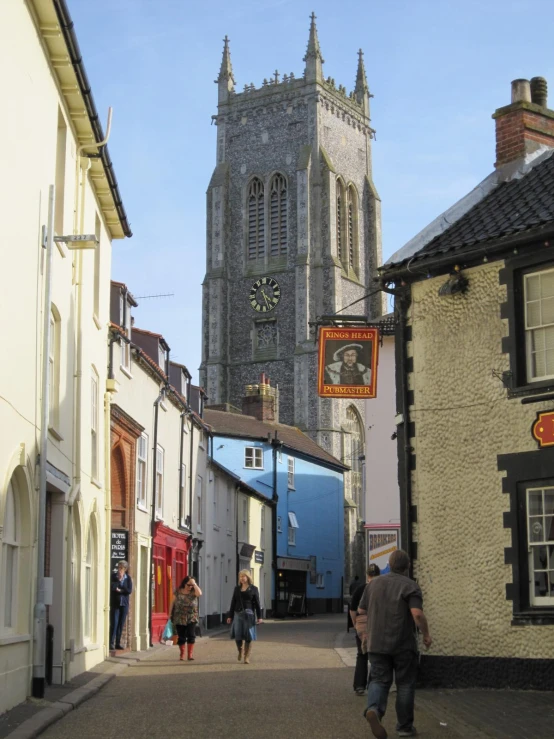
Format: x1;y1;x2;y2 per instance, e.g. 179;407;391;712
110;410;140;649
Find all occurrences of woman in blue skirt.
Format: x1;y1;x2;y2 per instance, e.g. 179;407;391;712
226;570;263;664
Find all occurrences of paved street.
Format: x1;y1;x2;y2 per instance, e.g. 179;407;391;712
38;615;461;739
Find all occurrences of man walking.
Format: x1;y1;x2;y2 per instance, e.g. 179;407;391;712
357;550;431;738
349;564;381;695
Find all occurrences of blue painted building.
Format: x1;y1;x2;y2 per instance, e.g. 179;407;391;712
205;384;346;615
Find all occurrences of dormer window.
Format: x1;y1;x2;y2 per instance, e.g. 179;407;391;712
158;344;167;374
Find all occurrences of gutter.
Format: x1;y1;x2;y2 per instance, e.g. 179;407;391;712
380;222;554;283
52;0;132;237
148;387;166;646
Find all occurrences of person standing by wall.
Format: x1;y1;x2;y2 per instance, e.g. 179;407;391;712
110;560;133;651
357;550;432;739
226;570;263;664
171;576;202;661
349;563;380;695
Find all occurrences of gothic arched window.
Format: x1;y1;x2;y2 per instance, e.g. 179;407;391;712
336;178;346;268
347;185;359;274
248;178;265;260
345;406;364;510
270;174;288;257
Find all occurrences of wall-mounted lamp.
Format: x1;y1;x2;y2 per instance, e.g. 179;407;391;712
53;234;98;250
438;270;469;297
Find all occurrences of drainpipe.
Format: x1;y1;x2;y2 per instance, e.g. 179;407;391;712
178;411;186;529
394;285;414;566
271;431;281;616
33;185;55;699
235;484;240;583
188;421;195;537
148;387;166;647
103;384;112;657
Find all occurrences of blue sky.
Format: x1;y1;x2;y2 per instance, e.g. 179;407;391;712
70;0;554;382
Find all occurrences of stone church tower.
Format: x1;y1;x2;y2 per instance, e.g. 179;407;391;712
200;14;383;584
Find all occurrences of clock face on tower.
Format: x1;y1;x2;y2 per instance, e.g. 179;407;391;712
249;277;281;313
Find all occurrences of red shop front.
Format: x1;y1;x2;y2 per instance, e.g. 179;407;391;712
152;522;192;642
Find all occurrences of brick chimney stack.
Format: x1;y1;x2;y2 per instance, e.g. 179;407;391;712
493;77;554;167
242;373;280;423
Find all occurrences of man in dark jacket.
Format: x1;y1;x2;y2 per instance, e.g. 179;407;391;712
110;560;133;651
358;550;432;739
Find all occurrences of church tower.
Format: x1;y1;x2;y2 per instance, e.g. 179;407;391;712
201;15;383;582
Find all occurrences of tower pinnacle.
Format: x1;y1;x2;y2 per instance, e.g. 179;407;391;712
303;12;324;83
216;35;235;103
354;48;370;115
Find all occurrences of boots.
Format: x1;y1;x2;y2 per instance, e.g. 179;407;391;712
244;643;251;664
187;643;195;661
237;644;243;662
179;644;186;661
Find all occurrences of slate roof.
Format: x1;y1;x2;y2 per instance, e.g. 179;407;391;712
204;409;347;471
387;149;554;269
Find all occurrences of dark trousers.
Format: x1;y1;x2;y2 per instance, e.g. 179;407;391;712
353;633;369;690
366;651;418;732
110;604;129;649
176;623;196;645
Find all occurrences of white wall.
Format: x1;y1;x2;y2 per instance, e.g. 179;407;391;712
364;335;400;526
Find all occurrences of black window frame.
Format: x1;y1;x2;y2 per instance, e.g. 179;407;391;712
500;244;554;397
499;446;554;624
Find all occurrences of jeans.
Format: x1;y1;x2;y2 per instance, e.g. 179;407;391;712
365;651;418;732
110;604;129;649
176;623;196;645
353;633;369;691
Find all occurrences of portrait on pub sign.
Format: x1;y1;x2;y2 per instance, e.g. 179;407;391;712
317;326;379;398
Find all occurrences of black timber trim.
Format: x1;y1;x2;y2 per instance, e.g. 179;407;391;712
498;446;554;622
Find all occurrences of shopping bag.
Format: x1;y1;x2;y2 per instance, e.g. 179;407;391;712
162;619;174;643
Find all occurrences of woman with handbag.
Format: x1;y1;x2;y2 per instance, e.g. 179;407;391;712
170;575;202;661
226;570;263;664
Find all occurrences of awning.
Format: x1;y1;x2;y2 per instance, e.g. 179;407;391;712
288;512;299;528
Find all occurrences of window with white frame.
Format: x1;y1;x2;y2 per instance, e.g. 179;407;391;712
527;485;554;606
180;463;188;526
213;476;219;527
288;457;295;489
245;446;263;469
2;480;19;629
288;511;299;546
196;475;203;530
155;445;164;517
136;433;148;509
84;524;96;640
91;370;99;480
227;488;232;530
49;307;60;430
260;505;265;549
158;343;166;373
120;297;131;371
277;515;282;533
524;268;554;382
316;573;325;589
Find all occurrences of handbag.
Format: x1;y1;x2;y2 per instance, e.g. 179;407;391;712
162;618;174;643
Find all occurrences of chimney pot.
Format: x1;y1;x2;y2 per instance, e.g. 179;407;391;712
511;79;531;104
531;76;548;107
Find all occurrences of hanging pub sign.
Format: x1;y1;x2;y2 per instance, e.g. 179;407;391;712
532;410;554;448
317;326;379;398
